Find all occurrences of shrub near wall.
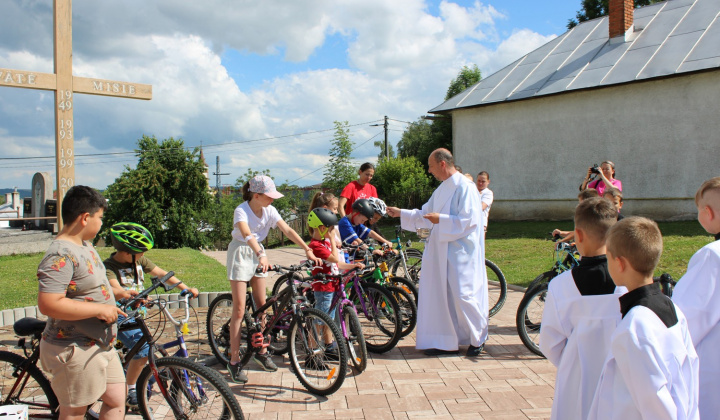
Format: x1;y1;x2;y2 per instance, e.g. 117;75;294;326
374;157;433;210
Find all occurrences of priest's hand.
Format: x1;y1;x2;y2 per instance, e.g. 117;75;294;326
387;206;401;217
423;213;440;224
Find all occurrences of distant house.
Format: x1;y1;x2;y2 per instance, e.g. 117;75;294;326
0;190;22;228
430;0;720;220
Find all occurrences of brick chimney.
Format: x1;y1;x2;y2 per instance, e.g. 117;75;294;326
609;0;634;39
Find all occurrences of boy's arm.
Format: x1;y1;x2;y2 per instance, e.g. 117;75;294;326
612;328;677;420
538;286;568;367
38;291;124;323
672;248;720;347
107;274;135;300
147;266;198;298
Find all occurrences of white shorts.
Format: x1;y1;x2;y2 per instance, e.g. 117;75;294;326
226;239;268;282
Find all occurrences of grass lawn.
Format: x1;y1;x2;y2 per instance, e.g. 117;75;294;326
0;221;714;310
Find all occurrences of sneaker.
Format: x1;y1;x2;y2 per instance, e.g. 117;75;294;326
253;352;278;372
227;362;249;384
466;344;484;357
304;356;329;371
325;345;340;361
126;388;139;409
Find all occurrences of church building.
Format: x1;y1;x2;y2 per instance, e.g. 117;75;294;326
430;0;719;220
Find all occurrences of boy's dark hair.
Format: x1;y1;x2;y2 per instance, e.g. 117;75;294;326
477;171;490;180
574;197;618;242
606;217;663;277
603;187;623;202
578;188;599;201
61;186;108;225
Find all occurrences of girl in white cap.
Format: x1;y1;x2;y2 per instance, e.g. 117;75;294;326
225;175;321;383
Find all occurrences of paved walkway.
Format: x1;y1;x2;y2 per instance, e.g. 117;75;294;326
1;247;556;419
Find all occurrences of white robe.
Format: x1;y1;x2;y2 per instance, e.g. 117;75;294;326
588;305;700;420
400;172;487;350
539;271;626;420
672;239;720;420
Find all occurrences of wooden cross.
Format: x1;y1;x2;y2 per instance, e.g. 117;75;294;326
0;0;151;229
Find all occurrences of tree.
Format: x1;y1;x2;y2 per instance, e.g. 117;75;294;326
322;121;356;195
103;135;211;249
373;140;395;160
567;0;663;29
396;65;481;172
372;157;433;210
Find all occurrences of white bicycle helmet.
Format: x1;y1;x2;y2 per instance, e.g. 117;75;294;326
367;197;387;217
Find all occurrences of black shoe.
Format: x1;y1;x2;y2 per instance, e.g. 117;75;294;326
253;352;278;372
227;362;249;384
325;344;340;361
423;348;458;356
466;344;484;357
126;388;138;409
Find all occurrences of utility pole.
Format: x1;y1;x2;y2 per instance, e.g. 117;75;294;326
383;115;389;160
371;115;390;160
213;156;230;203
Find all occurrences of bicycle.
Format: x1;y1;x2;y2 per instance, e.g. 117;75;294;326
305;267;368;373
388;226;508;317
207;263;348;395
1;272;244;420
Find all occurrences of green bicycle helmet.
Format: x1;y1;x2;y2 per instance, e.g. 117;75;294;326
352;198;375;219
110;222;155;254
307;208;338;229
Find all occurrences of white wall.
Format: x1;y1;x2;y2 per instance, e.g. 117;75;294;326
452;71;720;220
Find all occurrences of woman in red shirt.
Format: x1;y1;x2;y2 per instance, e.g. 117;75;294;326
338;162;378;218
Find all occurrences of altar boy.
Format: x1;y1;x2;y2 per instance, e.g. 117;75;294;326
588;217;699;420
673;176;720;420
539;197;625;420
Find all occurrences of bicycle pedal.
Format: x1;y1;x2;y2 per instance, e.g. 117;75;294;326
250;332;269;348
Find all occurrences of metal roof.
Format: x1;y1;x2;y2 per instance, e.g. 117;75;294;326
430;0;720;113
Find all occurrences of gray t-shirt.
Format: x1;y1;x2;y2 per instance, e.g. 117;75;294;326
37;240;117;349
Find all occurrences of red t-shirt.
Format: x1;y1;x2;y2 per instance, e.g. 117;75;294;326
309;238;340;292
340;181;378;216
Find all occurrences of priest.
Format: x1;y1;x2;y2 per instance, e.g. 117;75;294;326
387;148;488;356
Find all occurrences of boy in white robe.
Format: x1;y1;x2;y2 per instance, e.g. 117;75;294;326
588;217;699;420
540;197;625;420
673;176;720;420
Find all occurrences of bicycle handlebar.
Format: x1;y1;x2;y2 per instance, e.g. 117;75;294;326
117;271;177;323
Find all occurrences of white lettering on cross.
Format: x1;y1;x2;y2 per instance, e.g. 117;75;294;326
0;70;37;85
92;80;137;95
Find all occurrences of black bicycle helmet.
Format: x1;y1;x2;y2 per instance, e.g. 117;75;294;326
352;198;375;219
307;208;338;229
110;222;155;254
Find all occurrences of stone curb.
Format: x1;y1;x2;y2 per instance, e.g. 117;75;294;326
0;291;230;328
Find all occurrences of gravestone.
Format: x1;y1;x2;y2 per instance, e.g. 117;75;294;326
31;172;53;229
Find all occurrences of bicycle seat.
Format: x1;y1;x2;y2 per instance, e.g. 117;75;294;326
14;317;47;337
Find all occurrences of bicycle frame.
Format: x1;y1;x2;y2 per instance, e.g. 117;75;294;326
3;333;52;417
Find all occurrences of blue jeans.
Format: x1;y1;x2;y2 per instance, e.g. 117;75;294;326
313;291;339;324
117;314;150;359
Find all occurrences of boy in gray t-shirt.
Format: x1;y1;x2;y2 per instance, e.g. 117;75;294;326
37;186;126;420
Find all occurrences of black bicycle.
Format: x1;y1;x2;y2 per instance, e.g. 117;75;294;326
207;262;348;395
1;272;244;420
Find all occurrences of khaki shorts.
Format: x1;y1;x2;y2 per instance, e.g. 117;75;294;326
40;340;124;407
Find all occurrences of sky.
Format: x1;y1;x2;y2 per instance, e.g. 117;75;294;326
0;0;580;190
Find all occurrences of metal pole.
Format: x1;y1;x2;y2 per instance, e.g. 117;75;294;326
384;115;388;160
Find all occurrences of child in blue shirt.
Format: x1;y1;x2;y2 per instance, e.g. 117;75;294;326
338;198;394;258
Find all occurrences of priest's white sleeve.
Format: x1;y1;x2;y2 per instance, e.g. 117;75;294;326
673;247;720;347
612;328;677;420
400;207;432;232
436;185;480;243
538;285;567;367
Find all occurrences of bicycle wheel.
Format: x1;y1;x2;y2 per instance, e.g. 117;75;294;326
341;303;367;373
516;283;548;357
485;259;507;317
206;293;233;366
391;248;423;284
288;307;347;396
385;285;417;338
136;356;244;420
270;272;306;298
387;276;419;304
350;282;402;353
0;351;59;420
525;271;556;299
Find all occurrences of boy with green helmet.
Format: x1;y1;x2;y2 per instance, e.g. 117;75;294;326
104;222;198;409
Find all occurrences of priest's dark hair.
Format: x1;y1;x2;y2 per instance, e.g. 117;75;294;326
61;185;108;225
432;148;454;166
